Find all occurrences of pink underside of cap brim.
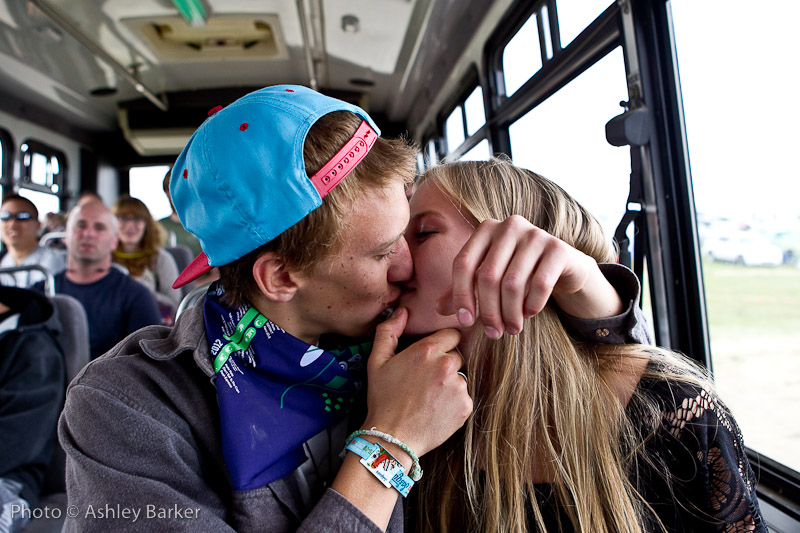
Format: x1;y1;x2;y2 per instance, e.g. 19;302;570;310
173;251;213;289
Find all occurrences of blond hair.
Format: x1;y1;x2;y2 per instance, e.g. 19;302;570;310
413;158;712;533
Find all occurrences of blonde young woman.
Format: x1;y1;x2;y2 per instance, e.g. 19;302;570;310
112;196;181;324
401;158;765;533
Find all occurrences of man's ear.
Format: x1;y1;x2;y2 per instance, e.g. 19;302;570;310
252;252;302;303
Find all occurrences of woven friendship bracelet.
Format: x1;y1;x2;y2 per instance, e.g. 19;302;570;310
344;427;423;481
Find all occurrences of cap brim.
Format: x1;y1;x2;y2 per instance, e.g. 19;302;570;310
173;251;213;289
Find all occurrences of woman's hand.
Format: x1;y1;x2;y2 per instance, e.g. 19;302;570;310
437;215;624;338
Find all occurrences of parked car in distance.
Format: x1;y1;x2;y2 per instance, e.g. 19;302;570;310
772;230;800;266
703;231;784;266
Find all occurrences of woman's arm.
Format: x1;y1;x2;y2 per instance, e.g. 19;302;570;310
440;216;644;342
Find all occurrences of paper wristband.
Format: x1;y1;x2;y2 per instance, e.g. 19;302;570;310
345;437;414;497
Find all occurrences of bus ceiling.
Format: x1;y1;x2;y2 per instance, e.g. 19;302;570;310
0;0;500;157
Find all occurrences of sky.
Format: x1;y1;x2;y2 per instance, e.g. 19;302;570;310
670;1;800;229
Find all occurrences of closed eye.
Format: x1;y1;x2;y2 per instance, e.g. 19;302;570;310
377;247;398;261
413;230;436;242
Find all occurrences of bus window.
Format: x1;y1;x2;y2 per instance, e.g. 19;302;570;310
464;86;486;137
425;139;438;168
22;144;62;194
502;11;543;96
556;0;613;49
508;47;629;241
129;165;173;221
444;106;465;153
17;189;59;223
442;82;488;160
416;152;426;174
672;0;800;474
0;128;7;199
461;139;490;161
19;139;65;220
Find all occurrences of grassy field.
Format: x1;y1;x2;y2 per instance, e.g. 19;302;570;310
691;261;800;472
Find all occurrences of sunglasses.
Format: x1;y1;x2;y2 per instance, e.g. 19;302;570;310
0;211;35;222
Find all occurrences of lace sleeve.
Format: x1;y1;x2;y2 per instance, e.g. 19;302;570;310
662;385;768;532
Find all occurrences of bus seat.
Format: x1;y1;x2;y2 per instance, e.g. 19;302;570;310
48;294;90;383
23;294;89;533
176;282;211;319
38;231;66;248
0;265;55;295
165;245;195;296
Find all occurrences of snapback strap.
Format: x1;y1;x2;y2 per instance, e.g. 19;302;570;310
309;121;377;198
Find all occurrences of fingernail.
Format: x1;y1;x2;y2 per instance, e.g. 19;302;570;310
507;326;520;335
390;307;400;318
485;326;501;339
457;308;473;326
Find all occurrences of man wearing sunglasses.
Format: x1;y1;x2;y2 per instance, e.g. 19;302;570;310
0;195;65;288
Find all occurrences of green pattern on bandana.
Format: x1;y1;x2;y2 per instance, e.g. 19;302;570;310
214;307;268;372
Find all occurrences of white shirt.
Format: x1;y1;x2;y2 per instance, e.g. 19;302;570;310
0;246;66;288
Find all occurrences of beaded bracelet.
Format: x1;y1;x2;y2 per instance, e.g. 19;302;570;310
344;427;423;481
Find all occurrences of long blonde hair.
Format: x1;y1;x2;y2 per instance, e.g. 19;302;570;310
413;158;712;533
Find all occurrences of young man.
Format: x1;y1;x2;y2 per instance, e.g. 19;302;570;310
0;195;65;288
59;86;648;531
36;201;161;359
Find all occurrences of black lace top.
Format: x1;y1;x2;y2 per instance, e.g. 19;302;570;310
529;373;767;532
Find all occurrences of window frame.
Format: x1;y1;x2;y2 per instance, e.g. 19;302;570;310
437;69;490;161
0;127;14;191
18;138;68;212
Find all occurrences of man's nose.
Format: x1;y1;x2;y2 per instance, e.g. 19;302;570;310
80;226;98;238
388;236;413;283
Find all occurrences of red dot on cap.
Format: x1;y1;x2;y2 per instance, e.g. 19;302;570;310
182;169;188;179
240;123;248;131
285;89;295;92
208;105;223;116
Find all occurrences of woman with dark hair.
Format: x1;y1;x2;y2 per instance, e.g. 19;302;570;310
112;196;181;324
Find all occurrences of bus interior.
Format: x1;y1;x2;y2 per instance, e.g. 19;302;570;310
0;0;798;530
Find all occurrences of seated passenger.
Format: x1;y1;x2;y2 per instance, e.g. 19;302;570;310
158;168;203;257
34;201;161;360
40;212;68;251
0;286;65;533
112;196;181;324
59;86;648;532
0;195;65;288
405;158;766;533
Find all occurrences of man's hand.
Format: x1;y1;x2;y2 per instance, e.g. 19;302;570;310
365;307;472;456
439;215;624;338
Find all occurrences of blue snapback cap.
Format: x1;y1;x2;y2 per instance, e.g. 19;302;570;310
170;84;380;288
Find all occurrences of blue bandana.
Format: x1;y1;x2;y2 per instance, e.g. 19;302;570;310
203;283;369;491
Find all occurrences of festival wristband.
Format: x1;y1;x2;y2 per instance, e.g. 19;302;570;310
345;428;422;481
345;437;414;497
